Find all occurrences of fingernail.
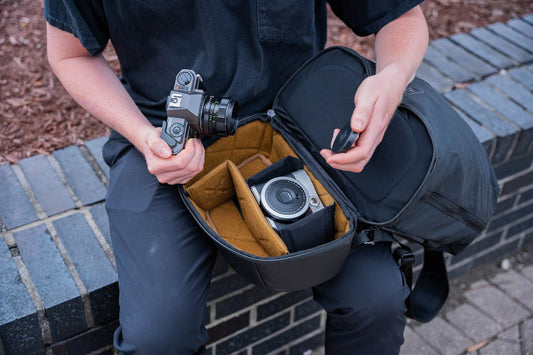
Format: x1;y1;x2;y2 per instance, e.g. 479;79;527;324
352;119;364;131
160;147;171;157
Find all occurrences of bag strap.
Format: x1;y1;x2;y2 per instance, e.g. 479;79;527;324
393;245;449;323
355;229;450;322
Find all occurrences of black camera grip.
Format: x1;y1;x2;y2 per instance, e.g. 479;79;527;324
161;117;190;155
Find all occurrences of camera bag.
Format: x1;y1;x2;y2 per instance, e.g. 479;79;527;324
178;46;499;322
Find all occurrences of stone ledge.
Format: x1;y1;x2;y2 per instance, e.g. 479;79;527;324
1;14;533;355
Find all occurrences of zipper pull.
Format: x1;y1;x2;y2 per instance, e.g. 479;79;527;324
266;109;276;120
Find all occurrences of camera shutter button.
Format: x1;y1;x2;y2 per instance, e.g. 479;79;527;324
171;124;183;136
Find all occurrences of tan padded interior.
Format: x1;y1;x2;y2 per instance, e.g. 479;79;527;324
185;120;350;257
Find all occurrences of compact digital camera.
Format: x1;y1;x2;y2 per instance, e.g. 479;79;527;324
161;69;239;154
250;169;324;231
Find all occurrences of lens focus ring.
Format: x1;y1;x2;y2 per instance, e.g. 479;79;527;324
200;95;238;136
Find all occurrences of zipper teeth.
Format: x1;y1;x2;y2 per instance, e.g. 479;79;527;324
425;190;486;231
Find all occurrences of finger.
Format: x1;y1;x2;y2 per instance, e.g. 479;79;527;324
321;148;365;173
187;138;205;173
164;164;202;185
160;172;195;185
326;160;364;173
148;138;204;181
329;128;340;150
325;133;378;171
166;173;198;185
351;82;377;133
333;94;388;159
147;128;172;158
173;138;198;168
320;148;334;161
165;139;203;178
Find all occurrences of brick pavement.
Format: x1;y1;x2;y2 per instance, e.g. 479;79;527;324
312;257;533;355
403;262;533;355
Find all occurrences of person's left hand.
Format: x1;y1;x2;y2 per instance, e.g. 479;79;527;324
320;67;406;173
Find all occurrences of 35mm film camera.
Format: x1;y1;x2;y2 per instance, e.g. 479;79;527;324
161;69;239;154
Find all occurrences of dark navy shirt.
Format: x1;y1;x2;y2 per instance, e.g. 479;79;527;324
44;0;422;130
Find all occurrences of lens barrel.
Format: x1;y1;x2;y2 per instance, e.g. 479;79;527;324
200;95;238;136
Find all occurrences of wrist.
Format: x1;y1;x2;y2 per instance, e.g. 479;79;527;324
376;62;413;91
126;122;157;154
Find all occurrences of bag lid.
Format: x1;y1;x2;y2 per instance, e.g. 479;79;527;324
271;46;433;224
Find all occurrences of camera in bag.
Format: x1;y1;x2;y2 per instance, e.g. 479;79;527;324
249;168;324;232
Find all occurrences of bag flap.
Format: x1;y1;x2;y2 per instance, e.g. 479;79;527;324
272;46;433;224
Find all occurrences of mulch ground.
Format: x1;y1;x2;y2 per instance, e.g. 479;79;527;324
2;0;533;164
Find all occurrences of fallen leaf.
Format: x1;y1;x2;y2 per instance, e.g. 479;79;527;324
466;338;491;352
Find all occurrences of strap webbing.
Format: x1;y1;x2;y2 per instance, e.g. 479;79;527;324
394;246;449;323
356;229;449;322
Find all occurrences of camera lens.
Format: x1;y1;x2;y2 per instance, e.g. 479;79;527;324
261;177;309;221
200;95;239;137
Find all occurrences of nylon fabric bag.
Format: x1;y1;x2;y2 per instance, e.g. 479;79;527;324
178;47;500;320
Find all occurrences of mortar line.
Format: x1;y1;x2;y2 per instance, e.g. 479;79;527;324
46;154;83;208
79;144;109;188
0;202;105;239
10;164;47;220
81;208;116;269
7;229;53;345
44;221;95;328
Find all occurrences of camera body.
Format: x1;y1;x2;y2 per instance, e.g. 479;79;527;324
250;169;324;231
161;69;238;154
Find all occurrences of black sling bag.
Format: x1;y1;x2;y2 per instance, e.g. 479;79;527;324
178;47;500;322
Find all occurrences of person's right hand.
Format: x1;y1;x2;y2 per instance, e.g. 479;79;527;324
141;127;205;185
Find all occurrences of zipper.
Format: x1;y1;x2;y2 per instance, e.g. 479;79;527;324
238;112;270;126
422;190;486;232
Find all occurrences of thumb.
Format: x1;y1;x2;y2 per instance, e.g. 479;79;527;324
147;129;172;158
351;88;375;133
330;128;340;150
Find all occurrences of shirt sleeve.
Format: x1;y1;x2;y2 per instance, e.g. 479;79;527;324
44;0;109;56
328;0;424;36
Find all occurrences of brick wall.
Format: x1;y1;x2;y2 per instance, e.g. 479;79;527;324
1;15;533;355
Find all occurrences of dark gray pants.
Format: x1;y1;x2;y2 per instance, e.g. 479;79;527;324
104;142;409;355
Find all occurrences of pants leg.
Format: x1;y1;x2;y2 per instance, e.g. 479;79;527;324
104;142;217;354
313;242;409;355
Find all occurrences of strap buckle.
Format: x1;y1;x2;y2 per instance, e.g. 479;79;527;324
393;247;415;268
